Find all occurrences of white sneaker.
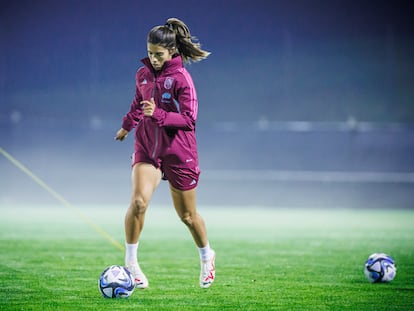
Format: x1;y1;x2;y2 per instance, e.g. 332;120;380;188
126;262;149;289
200;250;215;288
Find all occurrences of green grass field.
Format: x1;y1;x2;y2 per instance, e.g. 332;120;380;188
0;204;413;310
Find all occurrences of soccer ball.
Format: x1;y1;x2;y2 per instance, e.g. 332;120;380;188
98;265;135;298
364;253;396;283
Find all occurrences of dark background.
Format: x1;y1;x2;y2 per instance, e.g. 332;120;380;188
1;0;413;208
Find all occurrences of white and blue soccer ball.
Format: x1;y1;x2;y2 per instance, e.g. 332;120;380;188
364;253;397;283
98;265;135;298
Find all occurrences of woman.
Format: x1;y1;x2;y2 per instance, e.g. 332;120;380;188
115;18;215;289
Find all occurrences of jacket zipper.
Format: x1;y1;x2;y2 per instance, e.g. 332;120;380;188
151;77;159;160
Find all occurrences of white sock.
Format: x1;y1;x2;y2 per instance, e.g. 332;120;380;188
198;242;213;261
125;242;139;265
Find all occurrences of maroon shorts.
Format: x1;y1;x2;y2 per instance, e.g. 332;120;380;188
131;151;200;191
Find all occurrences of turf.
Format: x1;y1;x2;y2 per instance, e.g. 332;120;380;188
0;205;413;310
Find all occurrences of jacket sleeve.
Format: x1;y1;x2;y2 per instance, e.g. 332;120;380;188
121;73;144;132
151;77;197;131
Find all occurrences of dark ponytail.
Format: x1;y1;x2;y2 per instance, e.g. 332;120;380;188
147;18;210;63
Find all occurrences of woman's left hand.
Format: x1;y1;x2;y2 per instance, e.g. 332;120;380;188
141;98;156;117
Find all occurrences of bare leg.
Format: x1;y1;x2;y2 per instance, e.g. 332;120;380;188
125;163;161;244
170;184;215;288
169;184;208;248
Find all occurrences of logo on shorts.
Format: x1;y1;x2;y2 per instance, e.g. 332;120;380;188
164;77;174;90
190;179;197;186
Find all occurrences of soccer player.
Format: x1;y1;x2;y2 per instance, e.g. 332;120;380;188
115;18;215;289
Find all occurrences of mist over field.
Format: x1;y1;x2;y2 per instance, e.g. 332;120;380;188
1;0;413;208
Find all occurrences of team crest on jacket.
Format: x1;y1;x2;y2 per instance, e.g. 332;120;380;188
164;77;174;90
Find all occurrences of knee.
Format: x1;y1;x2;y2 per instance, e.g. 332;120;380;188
180;213;194;227
130;196;148;215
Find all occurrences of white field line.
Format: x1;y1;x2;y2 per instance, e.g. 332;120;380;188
0;147;124;251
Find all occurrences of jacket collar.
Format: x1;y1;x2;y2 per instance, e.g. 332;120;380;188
141;55;183;76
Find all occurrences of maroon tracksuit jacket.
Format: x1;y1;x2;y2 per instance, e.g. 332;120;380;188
121;55;200;189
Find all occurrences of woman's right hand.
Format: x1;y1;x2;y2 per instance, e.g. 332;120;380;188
115;128;129;141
